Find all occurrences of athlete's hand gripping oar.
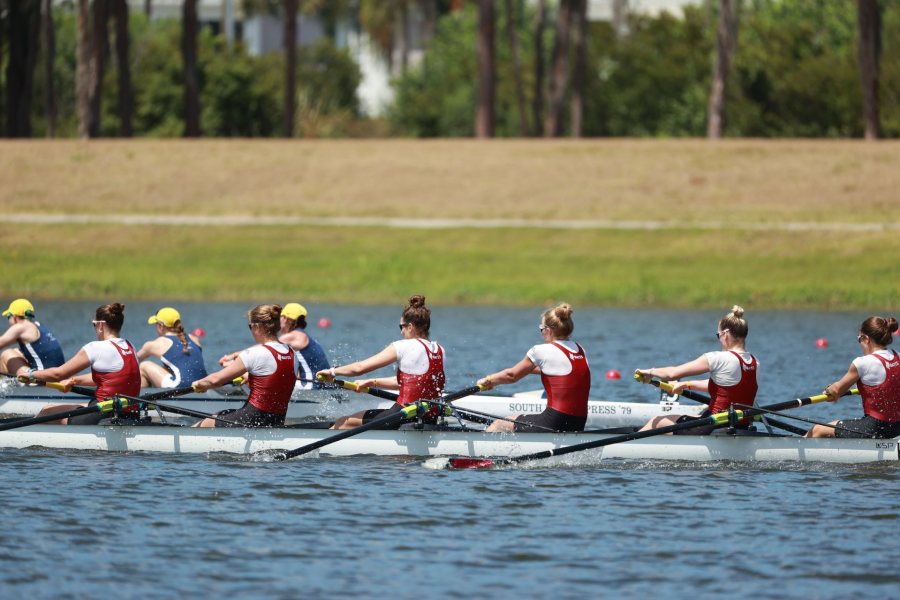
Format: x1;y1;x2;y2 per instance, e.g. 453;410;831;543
327;376;400;401
637;374;810;436
272;402;424;461
15;373;98;398
434;386;839;470
0;397;140;432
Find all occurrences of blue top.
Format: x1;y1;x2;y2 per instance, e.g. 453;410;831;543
18;321;65;369
295;333;331;390
160;335;208;386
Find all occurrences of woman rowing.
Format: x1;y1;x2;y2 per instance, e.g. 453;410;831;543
219;302;330;391
316;295;445;430
137;307;208;388
1;298;65;376
635;305;758;435
477;303;591;433
26;303;142;425
806;316;900;439
192;304;299;427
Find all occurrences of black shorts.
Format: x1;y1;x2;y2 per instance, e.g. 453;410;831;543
361;403;439;429
835;415;900;439
214;404;285;428
513;407;586;433
672;409;752;436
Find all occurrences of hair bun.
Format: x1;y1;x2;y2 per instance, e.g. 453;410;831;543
730;305;745;319
555;303;573;320
110;303;125;315
408;295;426;309
887;317;899;333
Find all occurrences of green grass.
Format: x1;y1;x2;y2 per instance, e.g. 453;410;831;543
3;225;899;309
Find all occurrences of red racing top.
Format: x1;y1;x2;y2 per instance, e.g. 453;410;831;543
541;342;591;418
707;351;758;415
858;350;900;422
247;344;297;415
92;340;141;413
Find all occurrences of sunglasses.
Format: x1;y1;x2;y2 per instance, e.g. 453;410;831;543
91;320;103;327
399;323;408;330
857;334;865;343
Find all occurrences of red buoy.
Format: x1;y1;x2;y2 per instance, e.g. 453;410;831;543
605;369;621;380
815;338;829;348
318;317;331;329
192;328;206;338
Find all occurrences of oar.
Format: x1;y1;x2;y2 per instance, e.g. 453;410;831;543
14;374;98;398
141;386;197;401
639;375;810;436
328;377;400;401
0;397;140;432
434;388;839;470
274;384;485;461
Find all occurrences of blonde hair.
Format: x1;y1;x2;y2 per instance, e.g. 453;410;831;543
719;305;748;339
542;303;574;338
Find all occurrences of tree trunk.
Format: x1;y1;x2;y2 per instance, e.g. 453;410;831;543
504;0;528;136
144;0;151;19
475;0;495;138
42;0;57;138
76;0;93;138
89;0;109;138
545;0;573;137
5;0;41;138
283;0;298;138
420;0;437;44
113;0;132;136
706;0;739;139
531;0;547;137
569;0;587;138
857;0;881;140
182;0;201;137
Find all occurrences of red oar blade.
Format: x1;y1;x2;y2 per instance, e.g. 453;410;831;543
448;457;497;470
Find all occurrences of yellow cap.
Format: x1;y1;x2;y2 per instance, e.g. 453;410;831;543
282;303;308;320
148;307;181;327
2;298;35;319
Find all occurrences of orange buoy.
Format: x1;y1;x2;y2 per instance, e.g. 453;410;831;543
318;317;331;329
605;369;621;380
815;338;829;348
192;328;206;338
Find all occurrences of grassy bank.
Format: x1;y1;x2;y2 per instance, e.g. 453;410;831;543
3;224;899;309
2;139;899;309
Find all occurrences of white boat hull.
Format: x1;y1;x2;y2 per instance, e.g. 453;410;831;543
0;424;896;464
0;387;704;428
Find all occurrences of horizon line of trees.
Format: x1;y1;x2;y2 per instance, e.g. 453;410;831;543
0;0;896;140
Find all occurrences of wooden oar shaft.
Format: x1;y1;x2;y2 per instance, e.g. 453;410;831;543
274;403;420;461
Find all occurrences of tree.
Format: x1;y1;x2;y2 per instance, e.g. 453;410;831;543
475;0;496;137
42;0;57;137
182;0;200;137
89;0;108;137
570;0;587;137
284;0;299;137
545;0;574;137
113;0;132;136
707;0;739;139
504;0;529;135
532;0;548;136
76;0;92;138
857;0;882;139
5;0;41;137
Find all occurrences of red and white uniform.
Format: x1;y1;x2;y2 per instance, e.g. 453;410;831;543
854;349;900;422
84;338;141;413
393;339;445;418
239;342;298;415
528;341;591;417
704;350;758;415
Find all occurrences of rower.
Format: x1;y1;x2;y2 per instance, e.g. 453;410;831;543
192;304;299;428
0;298;66;377
477;303;591;433
138;307;208;388
25;303;143;425
806;316;900;439
635;305;758;435
316;295;446;430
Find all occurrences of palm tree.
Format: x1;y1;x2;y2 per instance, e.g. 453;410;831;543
857;0;882;140
706;0;739;139
182;0;200;137
113;0;132;136
476;0;495;138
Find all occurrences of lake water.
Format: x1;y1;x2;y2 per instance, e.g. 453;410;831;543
1;301;897;599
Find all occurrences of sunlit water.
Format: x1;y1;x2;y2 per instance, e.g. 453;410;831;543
0;302;896;598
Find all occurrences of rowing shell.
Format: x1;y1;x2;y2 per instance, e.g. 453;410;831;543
0;424;896;464
0;385;705;428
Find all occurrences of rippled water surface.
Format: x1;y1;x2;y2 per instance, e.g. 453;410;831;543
1;302;897;598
